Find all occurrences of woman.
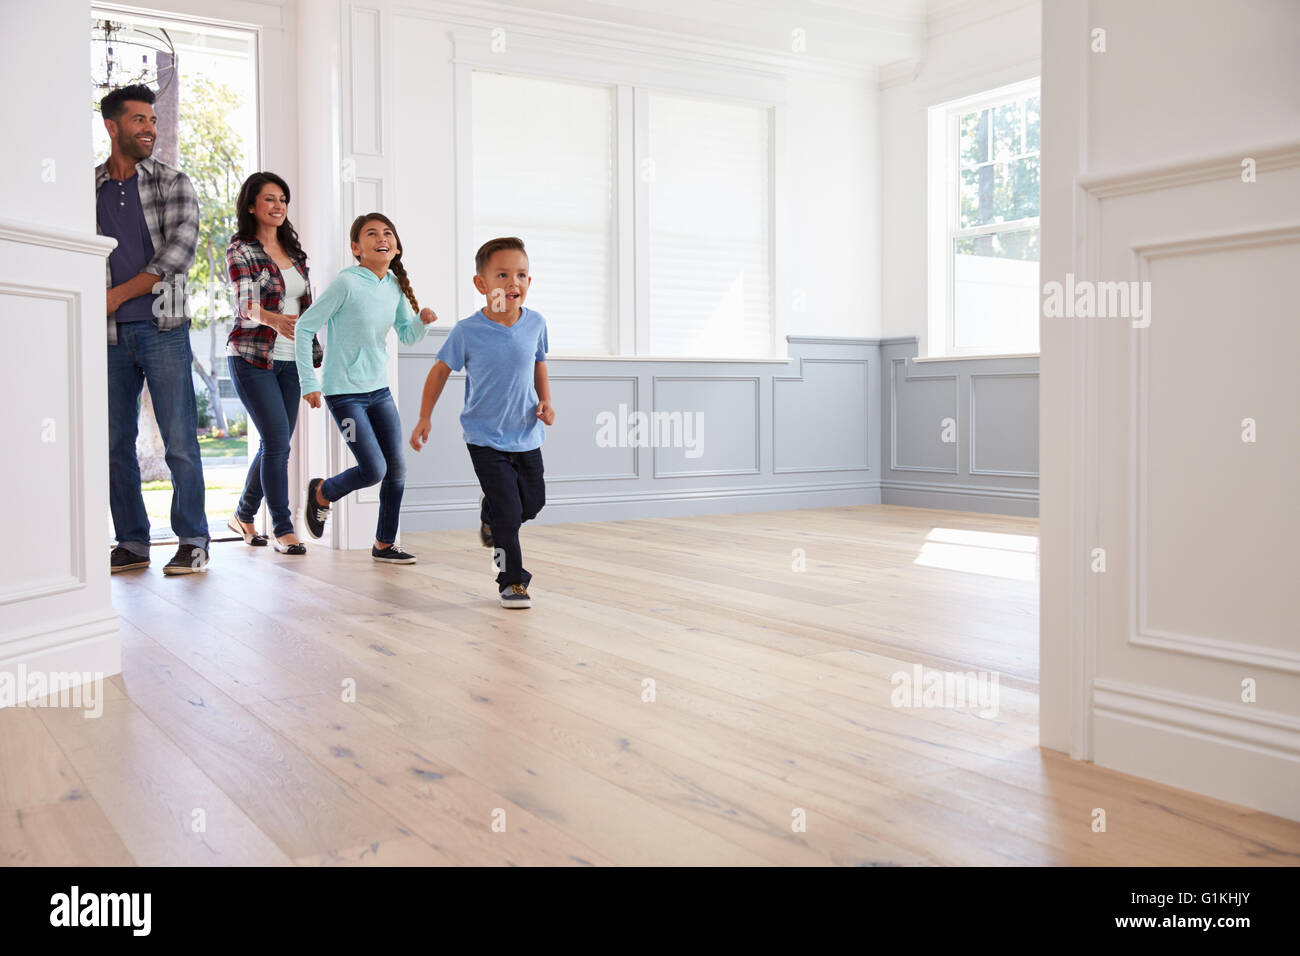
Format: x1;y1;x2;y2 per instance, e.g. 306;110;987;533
296;213;438;562
224;171;322;555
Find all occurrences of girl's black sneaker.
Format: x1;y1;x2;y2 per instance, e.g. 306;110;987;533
372;544;417;565
304;478;330;539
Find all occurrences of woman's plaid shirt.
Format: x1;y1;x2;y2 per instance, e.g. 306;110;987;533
225;237;323;370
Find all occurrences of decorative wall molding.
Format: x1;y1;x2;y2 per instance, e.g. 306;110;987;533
349;6;384;156
546;374;640;483
1077;139;1300;200
403;478;878;514
0;218;117;258
880;341;1038;514
399;336;879;530
0;607;120;666
772;355;873;474
1127;222;1300;673
1093;678;1300;761
889;357;959;474
968;370;1039;478
0;281;86;605
417;0;882;82
879;478;1037;501
925;0;1040;40
1094;678;1300;820
650;375;761;478
352;175;383;214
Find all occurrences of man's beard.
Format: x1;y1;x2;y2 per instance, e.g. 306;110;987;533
118;132;154;160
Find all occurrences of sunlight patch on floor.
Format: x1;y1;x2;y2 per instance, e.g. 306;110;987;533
914;527;1039;581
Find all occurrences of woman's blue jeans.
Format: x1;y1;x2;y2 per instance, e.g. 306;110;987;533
227;356;300;537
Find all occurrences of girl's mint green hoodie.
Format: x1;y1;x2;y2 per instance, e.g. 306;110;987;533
295;265;428;397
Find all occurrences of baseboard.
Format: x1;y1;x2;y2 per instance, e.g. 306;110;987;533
402;481;881;531
0;607;121;709
880;479;1039;517
1093;678;1300;822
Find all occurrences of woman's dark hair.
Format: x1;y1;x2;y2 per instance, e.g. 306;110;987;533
234;172;306;264
350;213;419;315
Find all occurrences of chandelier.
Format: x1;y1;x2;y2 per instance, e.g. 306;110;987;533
91;19;176;96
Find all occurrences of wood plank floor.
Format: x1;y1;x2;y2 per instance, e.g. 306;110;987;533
2;504;1297;866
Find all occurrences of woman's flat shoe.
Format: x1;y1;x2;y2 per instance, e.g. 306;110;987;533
273;538;307;555
228;514;268;546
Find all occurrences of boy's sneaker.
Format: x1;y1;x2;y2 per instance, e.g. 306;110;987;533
163;544;208;575
500;583;531;609
304;478;329;539
372;544;417;565
110;546;149;574
478;493;492;547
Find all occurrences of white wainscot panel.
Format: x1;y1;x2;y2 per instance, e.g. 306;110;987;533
1136;229;1300;664
890;358;958;474
0;283;81;606
548;375;638;482
970;372;1039;477
652;376;758;478
774;358;869;473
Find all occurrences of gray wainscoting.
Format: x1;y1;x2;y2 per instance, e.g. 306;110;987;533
396;332;882;531
395;332;1037;529
879;338;1039;516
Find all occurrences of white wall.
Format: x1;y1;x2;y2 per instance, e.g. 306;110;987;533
380;1;885;346
1040;0;1300;821
785;70;882;339
1;0;93;233
0;0;121;704
879;0;1041;353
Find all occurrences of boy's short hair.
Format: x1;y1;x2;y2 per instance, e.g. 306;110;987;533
100;84;156;122
475;237;527;274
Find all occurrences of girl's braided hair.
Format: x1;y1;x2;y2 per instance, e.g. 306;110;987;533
350;212;419;314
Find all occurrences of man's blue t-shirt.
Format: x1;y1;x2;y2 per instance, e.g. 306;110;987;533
96;173;158;323
436;307;549;452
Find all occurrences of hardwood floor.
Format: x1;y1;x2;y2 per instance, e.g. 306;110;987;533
2;505;1296;865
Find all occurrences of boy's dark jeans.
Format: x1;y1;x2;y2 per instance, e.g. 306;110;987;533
467;443;545;589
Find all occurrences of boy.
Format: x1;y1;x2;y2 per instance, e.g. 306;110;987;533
409;237;555;608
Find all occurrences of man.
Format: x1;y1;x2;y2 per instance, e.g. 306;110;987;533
96;84;208;575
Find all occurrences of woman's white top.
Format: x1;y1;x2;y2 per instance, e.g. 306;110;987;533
272;263;307;362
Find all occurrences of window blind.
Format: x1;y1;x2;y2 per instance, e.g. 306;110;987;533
647;92;772;358
472;70;616;354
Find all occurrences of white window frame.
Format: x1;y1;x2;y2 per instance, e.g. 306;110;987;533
452;32;783;361
927;77;1040;358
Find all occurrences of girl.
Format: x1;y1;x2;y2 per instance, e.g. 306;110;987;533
225;171;322;555
296;213;438;562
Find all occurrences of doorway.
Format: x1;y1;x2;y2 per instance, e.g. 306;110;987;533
92;6;261;546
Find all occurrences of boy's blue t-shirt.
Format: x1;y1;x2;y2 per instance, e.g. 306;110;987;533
436;307;549;452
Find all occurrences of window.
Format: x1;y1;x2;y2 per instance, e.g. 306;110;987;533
468;70;774;358
647;93;771;358
929;80;1040;356
472;71;615;355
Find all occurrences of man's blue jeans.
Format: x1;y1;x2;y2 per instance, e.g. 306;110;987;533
322;388;406;546
228;356;300;537
107;320;208;554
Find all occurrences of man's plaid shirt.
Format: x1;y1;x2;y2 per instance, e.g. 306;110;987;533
95;157;199;345
225;237;323;370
